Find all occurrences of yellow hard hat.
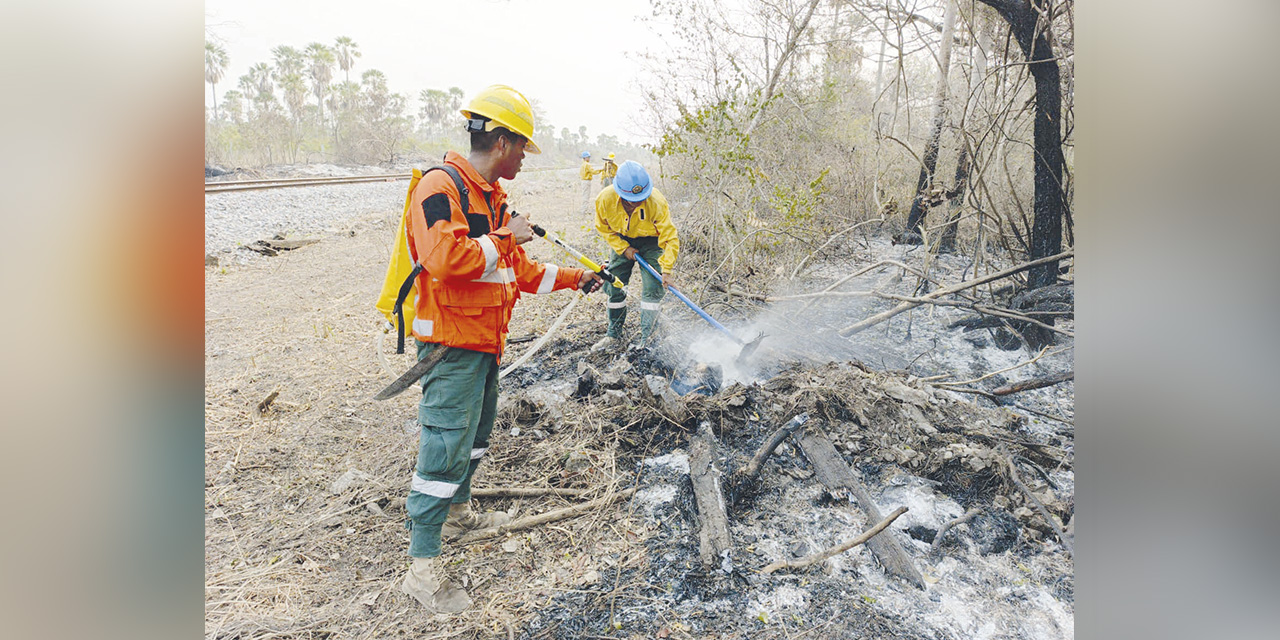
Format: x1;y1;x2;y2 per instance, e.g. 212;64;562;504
606;153;616;160
461;84;541;154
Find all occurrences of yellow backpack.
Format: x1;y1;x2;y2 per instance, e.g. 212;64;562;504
375;165;469;353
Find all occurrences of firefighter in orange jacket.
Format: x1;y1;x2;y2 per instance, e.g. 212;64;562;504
399;85;603;613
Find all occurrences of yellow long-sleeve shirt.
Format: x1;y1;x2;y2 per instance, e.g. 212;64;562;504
593;187;679;273
579;160;598;181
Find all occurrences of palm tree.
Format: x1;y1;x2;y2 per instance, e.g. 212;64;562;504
205;41;229;122
306;43;335;130
419;89;449;134
447;86;464;113
247;63;275;106
334;36;361;84
272;45;304;78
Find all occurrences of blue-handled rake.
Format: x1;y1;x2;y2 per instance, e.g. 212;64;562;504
633;253;765;363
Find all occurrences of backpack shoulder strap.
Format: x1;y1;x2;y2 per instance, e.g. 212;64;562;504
433;164;469;216
393;164;471;354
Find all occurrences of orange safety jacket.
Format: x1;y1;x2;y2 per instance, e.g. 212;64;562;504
406;151;585;361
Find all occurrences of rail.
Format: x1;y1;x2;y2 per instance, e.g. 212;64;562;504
205;173;411;193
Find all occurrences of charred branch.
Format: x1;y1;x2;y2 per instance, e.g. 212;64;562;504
991;370;1073;396
762;506;909;575
796;430;925;588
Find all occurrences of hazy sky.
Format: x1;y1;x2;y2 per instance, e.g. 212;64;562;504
204;0;668;145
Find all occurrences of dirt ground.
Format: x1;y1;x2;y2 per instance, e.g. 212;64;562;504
205;168;1074;639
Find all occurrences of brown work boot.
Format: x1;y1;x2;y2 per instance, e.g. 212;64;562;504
441;502;511;540
400;556;472;613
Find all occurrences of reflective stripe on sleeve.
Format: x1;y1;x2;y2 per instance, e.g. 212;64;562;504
640;301;662;310
476;235;499;276
470;447;488;460
537;264;558;294
413;318;434;336
411;474;459;498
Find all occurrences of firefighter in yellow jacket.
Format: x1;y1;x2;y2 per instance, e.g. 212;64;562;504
395;85;602;613
579;151;599;213
600;153;618;187
592;161;679;350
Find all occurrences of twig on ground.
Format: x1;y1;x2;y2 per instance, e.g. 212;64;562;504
1005;454;1073;557
930;508;981;554
471;487;590;499
456;488;637;544
499;294;581;379
761;506;908;574
789;217;886;279
934;346;1071;388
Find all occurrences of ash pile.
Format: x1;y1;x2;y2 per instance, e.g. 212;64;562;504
491;342;1073;639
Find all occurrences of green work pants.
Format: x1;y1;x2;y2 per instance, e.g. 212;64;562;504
405;341;499;558
603;236;666;341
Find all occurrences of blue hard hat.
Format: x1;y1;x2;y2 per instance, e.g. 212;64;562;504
581;151;591;158
613;161;652;202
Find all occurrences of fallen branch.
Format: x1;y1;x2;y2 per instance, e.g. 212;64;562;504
789;217;886;279
455;487;637;545
992;371;1074;396
934;346;1071;388
796;431;925;588
838;250;1074;336
876;293;1075;338
741;413;809;481
499;294;580;379
761;506;908;574
1005;454;1072;557
471;487;590;499
930;508;981;554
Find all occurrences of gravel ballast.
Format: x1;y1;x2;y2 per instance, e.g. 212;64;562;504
204;181;408;259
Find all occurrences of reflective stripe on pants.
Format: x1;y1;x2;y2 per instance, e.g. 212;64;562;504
406;341;499;558
602;237;665;340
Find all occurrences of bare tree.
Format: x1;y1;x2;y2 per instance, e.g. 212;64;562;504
940;5;993;253
899;0;959;244
975;0;1068;288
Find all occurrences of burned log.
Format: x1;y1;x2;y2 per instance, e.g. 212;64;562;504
689;422;733;570
796;431;925;588
992;371;1074;396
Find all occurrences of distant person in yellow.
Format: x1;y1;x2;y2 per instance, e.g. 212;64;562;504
600;153;618;187
579;151;599;214
591;161;679;350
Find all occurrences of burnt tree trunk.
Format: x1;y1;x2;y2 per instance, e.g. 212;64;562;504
978;0;1067;289
899;0;959;244
939;145;971;253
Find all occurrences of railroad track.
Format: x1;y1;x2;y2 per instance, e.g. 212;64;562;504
205;173;411;193
205;167;569;193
